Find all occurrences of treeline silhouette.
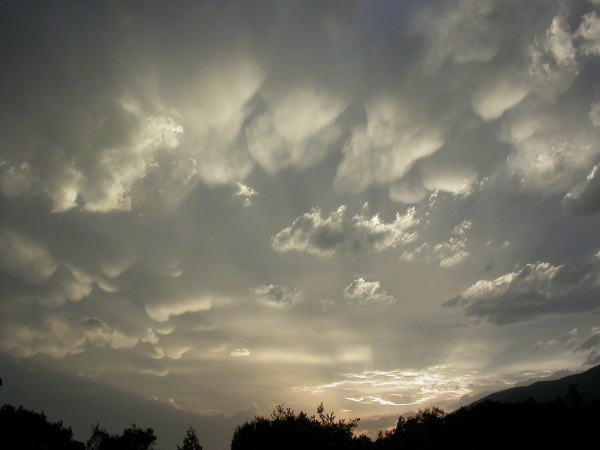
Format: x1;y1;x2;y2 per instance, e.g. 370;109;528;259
2;384;599;449
0;404;202;450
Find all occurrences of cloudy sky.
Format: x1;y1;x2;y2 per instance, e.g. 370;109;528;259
3;0;600;448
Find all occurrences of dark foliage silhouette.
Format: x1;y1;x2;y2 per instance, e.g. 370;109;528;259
86;423;157;450
0;403;84;450
231;403;372;450
374;384;600;450
177;426;203;450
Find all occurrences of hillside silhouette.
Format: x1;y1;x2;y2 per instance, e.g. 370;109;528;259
473;363;600;405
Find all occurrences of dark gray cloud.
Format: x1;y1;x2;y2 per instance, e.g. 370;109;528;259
444;260;600;325
251;284;304;305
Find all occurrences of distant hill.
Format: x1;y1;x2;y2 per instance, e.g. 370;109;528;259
473;364;600;405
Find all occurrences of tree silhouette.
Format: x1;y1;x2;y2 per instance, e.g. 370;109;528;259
0;403;84;450
565;383;584;409
177;426;203;450
231;403;370;450
86;423;156;450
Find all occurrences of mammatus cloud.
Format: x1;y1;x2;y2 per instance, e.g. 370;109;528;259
246;86;347;174
443;261;600;325
80;317;139;350
0;228;113;307
0;312;139;359
4;3;600;447
1;1;600;213
271;206;418;258
334;97;445;195
0;228;58;284
503;8;600;197
343;278;396;305
0;99;184;213
251;284;304;306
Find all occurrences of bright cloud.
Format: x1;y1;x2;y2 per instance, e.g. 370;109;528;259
145;298;213;322
235;182;258;207
271;206;418;258
343;278;396;305
230;348;251;358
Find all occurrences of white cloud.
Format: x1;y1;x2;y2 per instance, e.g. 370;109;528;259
230;348;251;358
343;278;396;305
235;182;257;207
435;220;472;268
271;205;418;258
400;219;472;268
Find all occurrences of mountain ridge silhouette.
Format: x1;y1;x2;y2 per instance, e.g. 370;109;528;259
471;364;600;406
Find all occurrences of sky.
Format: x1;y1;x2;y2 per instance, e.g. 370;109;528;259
2;0;600;448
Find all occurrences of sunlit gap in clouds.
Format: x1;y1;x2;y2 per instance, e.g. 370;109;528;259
293;365;474;410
